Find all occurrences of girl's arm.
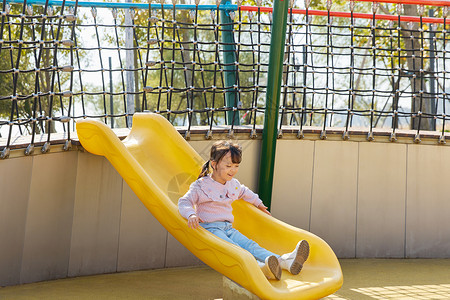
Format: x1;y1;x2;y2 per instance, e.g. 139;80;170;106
178;183;199;220
178;181;204;228
237;181;271;215
256;203;271;215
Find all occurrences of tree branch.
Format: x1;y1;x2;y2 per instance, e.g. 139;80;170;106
378;4;391;16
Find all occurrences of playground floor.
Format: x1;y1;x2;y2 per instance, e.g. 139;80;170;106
1;259;449;299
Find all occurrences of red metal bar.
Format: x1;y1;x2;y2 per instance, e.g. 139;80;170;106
240;6;448;24
351;0;450;7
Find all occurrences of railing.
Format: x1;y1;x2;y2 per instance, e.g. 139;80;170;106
0;0;449;158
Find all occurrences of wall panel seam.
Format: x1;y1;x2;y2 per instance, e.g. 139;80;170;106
308;141;316;232
116;177;124;273
404;145;409;258
19;156;34;284
355;142;360;258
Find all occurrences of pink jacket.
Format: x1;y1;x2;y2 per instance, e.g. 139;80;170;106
178;175;263;223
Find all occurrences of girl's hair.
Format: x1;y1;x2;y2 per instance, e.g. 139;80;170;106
198;140;242;179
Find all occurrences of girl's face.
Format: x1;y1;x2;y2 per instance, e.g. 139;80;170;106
211;152;240;184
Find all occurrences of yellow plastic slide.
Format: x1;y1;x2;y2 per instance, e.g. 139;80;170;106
76;113;343;300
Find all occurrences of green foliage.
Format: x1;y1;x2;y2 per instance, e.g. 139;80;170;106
0;3;87;134
103;3;269;126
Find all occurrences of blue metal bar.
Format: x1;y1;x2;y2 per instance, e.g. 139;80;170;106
5;0;237;11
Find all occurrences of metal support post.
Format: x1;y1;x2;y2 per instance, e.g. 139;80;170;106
257;0;289;209
125;0;135;127
429;9;436;131
109;57;114;128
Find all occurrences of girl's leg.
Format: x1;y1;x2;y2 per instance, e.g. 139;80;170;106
200;222;240;247
225;226;279;262
201;222;281;280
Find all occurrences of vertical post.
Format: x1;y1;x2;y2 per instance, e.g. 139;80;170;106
429;9;436;131
109;57;114;128
134;40;141;113
125;2;135;127
220;0;239;125
258;0;289;209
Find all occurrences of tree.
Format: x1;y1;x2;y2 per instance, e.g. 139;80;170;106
285;0;440;131
0;3;84;135
108;2;268;127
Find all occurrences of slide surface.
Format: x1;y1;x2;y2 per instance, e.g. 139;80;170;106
76;113;343;300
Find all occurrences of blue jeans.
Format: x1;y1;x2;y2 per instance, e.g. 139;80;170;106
200;221;279;262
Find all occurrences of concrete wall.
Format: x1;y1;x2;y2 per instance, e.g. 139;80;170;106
1;134;450;286
0;149;201;287
271;139;450;259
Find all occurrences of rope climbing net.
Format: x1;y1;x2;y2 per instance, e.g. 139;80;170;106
0;0;449;157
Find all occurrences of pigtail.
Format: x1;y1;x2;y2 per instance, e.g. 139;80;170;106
198;160;210;179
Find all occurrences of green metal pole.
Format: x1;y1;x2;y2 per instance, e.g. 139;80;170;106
258;0;289;209
220;0;240;125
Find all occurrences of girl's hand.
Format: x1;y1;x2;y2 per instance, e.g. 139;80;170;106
188;214;203;229
257;203;271;216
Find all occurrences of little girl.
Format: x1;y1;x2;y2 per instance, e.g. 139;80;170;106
178;140;309;280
